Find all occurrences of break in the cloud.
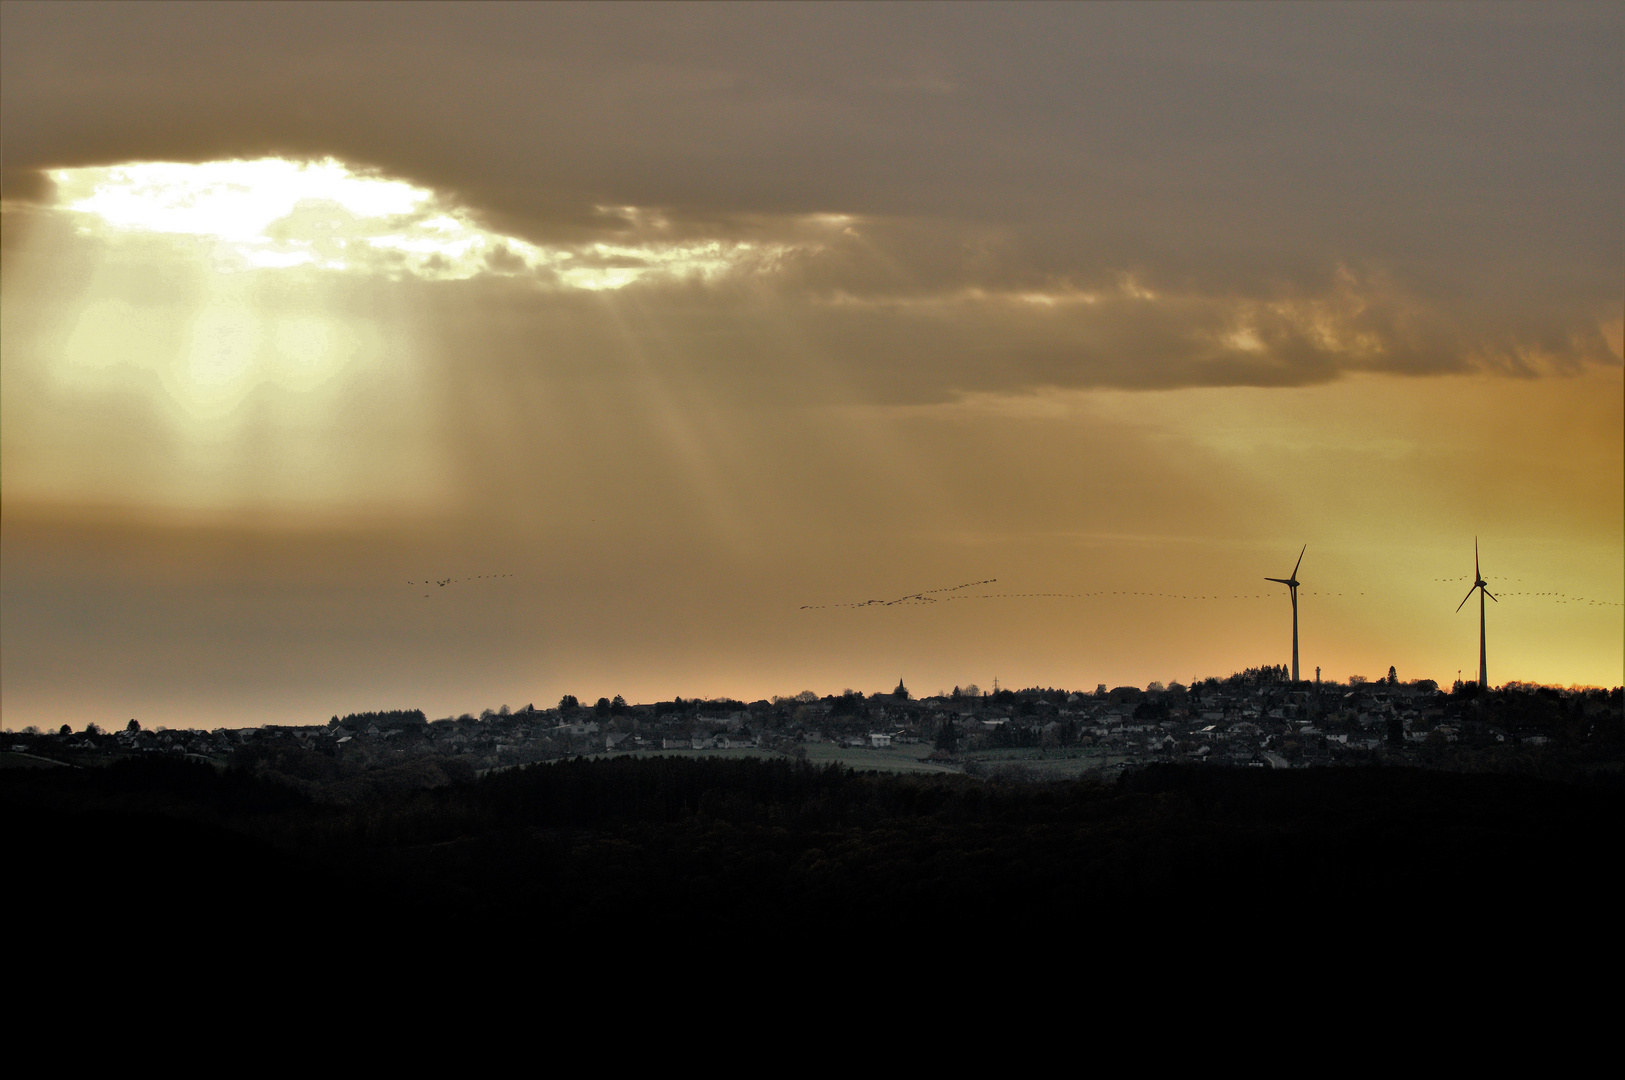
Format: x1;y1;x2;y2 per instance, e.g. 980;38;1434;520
49;160;800;289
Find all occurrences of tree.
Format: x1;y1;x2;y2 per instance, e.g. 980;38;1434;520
559;695;580;712
126;718;141;733
594;697;611;717
1387;666;1398;686
934;717;959;754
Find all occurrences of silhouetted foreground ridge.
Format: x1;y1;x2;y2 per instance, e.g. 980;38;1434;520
7;756;1617;936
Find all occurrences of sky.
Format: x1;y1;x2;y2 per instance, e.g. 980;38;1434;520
2;2;1620;730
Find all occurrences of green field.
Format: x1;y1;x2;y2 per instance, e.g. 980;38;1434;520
797;741;960;774
589;746;776;763
959;746;1139;779
591;741;960;775
0;751;70;769
584;741;1146;777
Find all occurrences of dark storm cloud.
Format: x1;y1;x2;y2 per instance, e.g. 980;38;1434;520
3;1;1619;396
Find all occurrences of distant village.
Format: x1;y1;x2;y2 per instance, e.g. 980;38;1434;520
8;668;1620;792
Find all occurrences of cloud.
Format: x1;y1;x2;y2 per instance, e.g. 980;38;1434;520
1;3;1618;406
20;156;1617;419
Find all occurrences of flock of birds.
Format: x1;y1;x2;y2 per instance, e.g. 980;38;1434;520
1430;576;1620;607
408;573;514;598
800;578;1001;609
801;583;1365;609
801;576;1621;611
396;569;1618;611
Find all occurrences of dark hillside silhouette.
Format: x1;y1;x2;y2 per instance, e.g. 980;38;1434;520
7;754;1618;939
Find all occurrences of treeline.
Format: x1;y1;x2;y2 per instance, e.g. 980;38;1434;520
650;696;748;717
330;709;427;728
1200;664;1291;691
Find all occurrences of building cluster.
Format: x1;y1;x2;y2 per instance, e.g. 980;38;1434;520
7;678;1619;783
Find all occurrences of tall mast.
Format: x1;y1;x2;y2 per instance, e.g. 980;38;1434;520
1266;545;1306;683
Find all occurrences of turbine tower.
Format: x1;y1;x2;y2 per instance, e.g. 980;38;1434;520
1456;538;1497;688
1266;545;1306;683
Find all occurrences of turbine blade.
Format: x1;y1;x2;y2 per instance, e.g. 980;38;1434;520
1292;544;1305;579
1486;590;1498;603
1265;578;1290;585
1475;537;1481;579
1456;586;1476;613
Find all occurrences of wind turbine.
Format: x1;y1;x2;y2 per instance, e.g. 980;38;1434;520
1266;545;1306;683
1456;538;1497;688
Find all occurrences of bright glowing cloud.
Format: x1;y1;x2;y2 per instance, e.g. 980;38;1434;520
56;158;428;239
51;158;805;289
